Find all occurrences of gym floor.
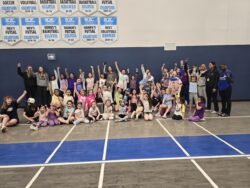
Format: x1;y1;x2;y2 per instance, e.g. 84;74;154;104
0;102;250;188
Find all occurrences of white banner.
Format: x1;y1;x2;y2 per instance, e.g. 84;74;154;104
19;0;38;14
61;17;79;44
21;17;40;44
99;0;116;16
59;0;77;15
1;17;21;45
39;0;58;15
79;0;97;15
41;17;60;43
100;16;117;43
80;16;98;43
0;0;18;15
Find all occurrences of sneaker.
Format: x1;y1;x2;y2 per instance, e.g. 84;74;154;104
221;113;228;117
200;118;206;121
205;109;211;112
155;113;161;117
1;126;7;133
73;121;77;126
211;111;218;114
29;124;38;131
218;112;223;116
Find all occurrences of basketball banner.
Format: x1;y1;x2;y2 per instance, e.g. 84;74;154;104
0;0;18;15
39;0;58;15
80;16;98;43
61;17;79;44
100;16;117;43
59;0;77;15
99;0;116;16
19;0;38;14
41;17;60;43
79;0;97;15
21;17;40;44
1;17;21;45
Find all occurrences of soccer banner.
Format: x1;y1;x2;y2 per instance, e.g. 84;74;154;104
19;0;38;14
0;0;18;15
99;0;116;16
1;17;21;45
61;17;79;44
79;0;97;15
100;16;117;43
41;17;60;43
59;0;77;15
80;16;98;43
39;0;58;15
21;17;40;44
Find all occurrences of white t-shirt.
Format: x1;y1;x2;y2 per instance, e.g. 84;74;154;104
117;72;129;90
189;82;198;93
103;91;113;103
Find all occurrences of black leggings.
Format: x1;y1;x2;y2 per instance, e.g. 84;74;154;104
206;86;219;112
219;86;232;116
36;86;49;106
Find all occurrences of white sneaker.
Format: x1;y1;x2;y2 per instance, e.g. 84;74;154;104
211;111;218;114
73;121;77;126
29;124;38;131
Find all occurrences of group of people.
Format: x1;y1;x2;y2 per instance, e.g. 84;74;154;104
0;59;233;133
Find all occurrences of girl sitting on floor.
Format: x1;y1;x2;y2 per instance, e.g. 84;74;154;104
47;104;60;126
88;101;102;123
115;100;129;122
102;99;114;120
58;100;75;124
30;105;48;131
130;100;143;120
172;96;186;120
73;102;89;125
188;96;206;122
23;98;38;124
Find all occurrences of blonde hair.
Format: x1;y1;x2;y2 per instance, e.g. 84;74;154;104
1;96;14;109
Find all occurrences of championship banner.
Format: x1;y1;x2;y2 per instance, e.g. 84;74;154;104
100;16;117;43
0;0;18;15
79;0;97;15
21;17;40;44
99;0;116;16
39;0;58;15
41;17;60;43
61;17;79;44
1;17;21;45
80;16;98;43
59;0;77;15
19;0;38;14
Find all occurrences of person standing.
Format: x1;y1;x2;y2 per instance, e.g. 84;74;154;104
35;66;49;106
218;64;233;117
206;62;219;113
197;64;207;105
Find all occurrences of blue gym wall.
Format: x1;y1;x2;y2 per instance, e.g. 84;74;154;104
0;45;250;102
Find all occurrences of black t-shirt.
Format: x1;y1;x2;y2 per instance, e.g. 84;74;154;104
24;105;37;117
96;93;103;103
0;101;19;120
152;96;161;107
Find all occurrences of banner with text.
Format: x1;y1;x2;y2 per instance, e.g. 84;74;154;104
39;0;58;15
80;16;98;43
1;17;21;45
99;0;116;16
61;17;79;44
79;0;97;15
59;0;77;15
100;16;117;43
21;17;40;44
19;0;38;14
41;17;60;42
0;0;18;15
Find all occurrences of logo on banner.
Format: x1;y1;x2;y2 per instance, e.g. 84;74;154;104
0;0;18;15
1;17;21;45
80;16;98;43
41;17;60;42
79;0;97;15
61;17;79;44
100;16;117;43
21;17;40;44
59;0;78;15
99;0;116;16
39;0;58;15
19;0;38;14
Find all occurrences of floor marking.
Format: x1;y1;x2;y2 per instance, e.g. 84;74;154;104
98;120;110;188
25;124;77;188
156;119;219;188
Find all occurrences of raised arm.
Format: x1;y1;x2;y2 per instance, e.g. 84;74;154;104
161;63;165;72
90;66;95;80
103;63;107;74
57;67;62;81
54;69;58;81
141;64;146;75
74;82;79;97
114;61;121;74
97;65;101;79
17;63;25;78
17;90;27;104
65;68;69;79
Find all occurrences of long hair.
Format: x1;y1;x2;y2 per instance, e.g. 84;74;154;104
1;96;14;109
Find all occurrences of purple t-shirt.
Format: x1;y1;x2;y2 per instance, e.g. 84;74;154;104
194;102;205;118
68;78;76;90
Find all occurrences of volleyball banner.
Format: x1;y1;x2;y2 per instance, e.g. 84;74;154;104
100;16;117;43
80;16;98;43
19;0;38;14
79;0;97;15
61;17;79;44
21;17;40;44
1;17;21;45
59;0;77;15
0;0;18;15
99;0;116;16
39;0;58;15
41;17;60;42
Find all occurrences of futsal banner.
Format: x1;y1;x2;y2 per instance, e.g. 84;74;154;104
80;16;98;43
39;0;58;15
21;17;40;44
59;0;77;15
41;17;60;42
0;0;18;15
61;17;79;44
19;0;38;14
79;0;97;15
1;17;21;45
99;0;116;16
100;16;117;43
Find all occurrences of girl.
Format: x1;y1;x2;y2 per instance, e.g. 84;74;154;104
129;74;137;92
85;83;98;111
103;85;113;104
115;100;129;122
130;89;138;113
0;91;27;133
63;89;74;107
168;71;182;96
188;96;206;122
139;85;153;121
130;100;143;120
57;67;68;94
123;89;131;108
114;87;123;112
49;69;59;96
172;96;186;120
88;102;102;122
104;64;117;87
47;104;60;126
30;105;48;130
65;68;76;94
151;87;161;113
97;65;106;88
74;69;86;95
35;66;49;105
23;98;37;124
58;100;75;124
115;61;129;90
51;89;63;109
188;69;198;111
86;66;95;92
102;99;114;120
161;88;175;118
197;64;207;105
74;84;86;110
96;87;104;114
73;102;89;125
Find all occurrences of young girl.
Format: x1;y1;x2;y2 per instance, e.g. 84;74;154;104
115;61;129;90
35;66;49;106
96;87;104;113
86;66;95;92
88;102;102;122
58;100;75;124
158;88;174;118
129;74;137;91
51;89;63;109
74;85;86;109
73;102;89;125
23;98;37;124
188;96;206;122
63;89;74;107
0;91;27;133
47;104;60;126
102;99;114;120
49;69;59;96
114;87;123;112
139;85;153;121
103;85;113;104
188;69;198;111
97;65;106;88
130;89;138;113
30;105;48;130
65;68;76;94
57;67;68;94
151;88;161;113
130;100;143;120
85;84;98;112
172;96;186;120
168;71;182;96
115;100;129;122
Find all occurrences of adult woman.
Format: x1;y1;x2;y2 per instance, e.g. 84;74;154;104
104;64;117;87
197;64;207;104
35;66;49;106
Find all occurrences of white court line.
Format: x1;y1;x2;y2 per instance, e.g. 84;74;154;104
98;120;110;188
156;119;219;188
159;115;250;121
1;154;250;169
25;124;77;188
